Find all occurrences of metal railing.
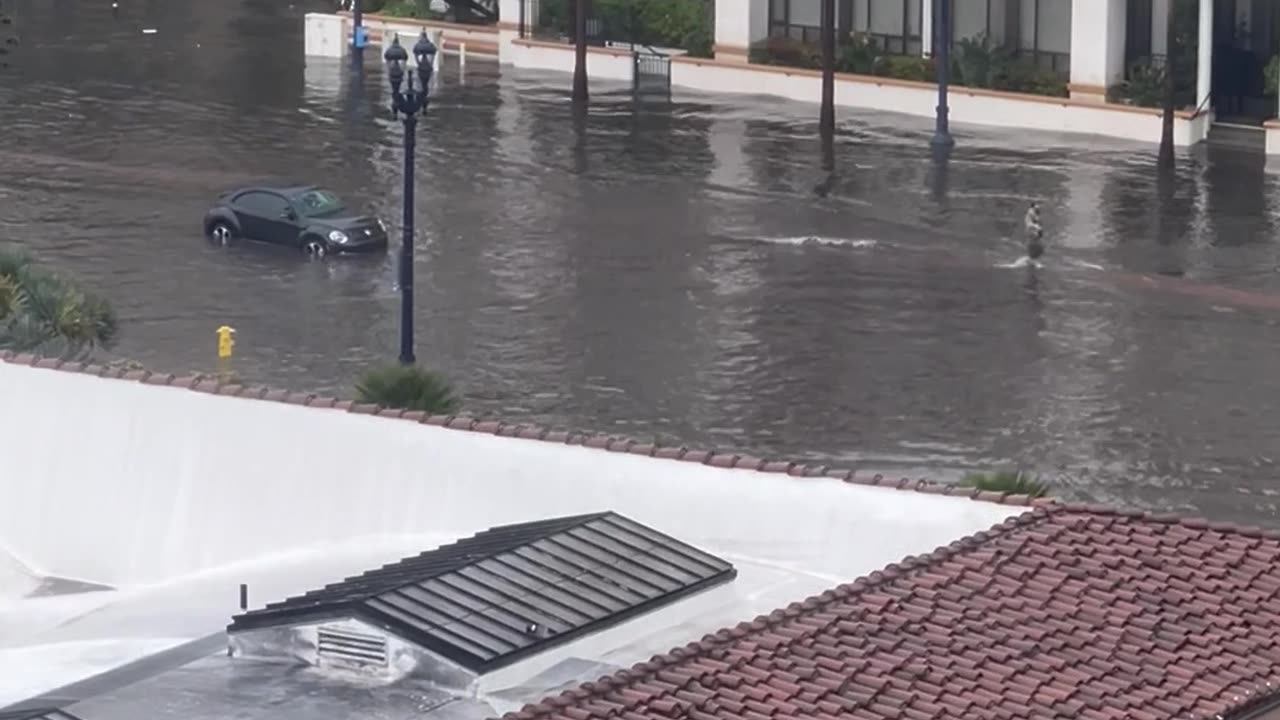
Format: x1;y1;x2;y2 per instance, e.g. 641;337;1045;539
633;48;671;97
767;23;922;57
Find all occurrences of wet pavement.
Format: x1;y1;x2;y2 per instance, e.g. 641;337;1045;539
5;0;1280;522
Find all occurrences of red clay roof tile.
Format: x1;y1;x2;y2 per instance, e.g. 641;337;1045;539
500;505;1280;720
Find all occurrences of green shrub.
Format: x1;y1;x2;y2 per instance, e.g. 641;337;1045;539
958;470;1050;498
1111;60;1165;107
953;34;996;88
0;246;118;359
875;54;934;82
681;23;713;58
355;365;461;414
623;0;712;53
750;36;822;69
991;59;1068;97
532;0;712;54
1266;55;1280;96
378;0;445;20
835;33;879;75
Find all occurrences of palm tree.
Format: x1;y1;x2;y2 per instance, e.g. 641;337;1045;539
959;471;1050;498
355;364;461;414
1158;0;1179;169
572;0;588;103
0;248;118;359
819;0;836;139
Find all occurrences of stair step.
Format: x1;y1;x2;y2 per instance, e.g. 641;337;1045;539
1208;123;1265;151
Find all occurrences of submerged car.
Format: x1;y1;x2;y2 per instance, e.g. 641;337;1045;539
203;185;388;257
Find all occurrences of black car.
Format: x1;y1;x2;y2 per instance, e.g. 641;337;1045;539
203;185;388;257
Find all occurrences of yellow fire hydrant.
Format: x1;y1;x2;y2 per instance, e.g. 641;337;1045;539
217;326;236;360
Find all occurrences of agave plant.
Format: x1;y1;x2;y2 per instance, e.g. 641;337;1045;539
355;365;461;414
958;470;1050;498
0;246;119;360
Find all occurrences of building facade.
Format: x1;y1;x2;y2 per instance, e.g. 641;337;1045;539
309;1;1280;149
715;0;1221;105
714;0;1280;148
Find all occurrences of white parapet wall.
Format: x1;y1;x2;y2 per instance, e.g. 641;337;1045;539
303;12;498;61
508;39;634;83
670;57;1211;147
0;360;1020;589
1267;122;1280;157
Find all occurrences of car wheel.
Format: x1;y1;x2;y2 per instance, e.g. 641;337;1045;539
208;221;235;246
303;238;328;259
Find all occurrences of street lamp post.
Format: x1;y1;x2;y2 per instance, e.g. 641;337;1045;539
351;0;366;68
931;0;954;150
384;32;437;366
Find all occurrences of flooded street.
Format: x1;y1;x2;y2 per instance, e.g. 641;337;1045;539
5;0;1280;521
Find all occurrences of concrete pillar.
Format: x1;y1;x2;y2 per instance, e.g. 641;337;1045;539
1068;0;1126;103
715;0;769;63
921;0;933;56
1196;0;1212;111
497;0;520;65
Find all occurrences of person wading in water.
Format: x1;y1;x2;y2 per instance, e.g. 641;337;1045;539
1024;201;1045;263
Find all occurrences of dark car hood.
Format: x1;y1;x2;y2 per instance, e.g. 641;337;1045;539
314;214;381;230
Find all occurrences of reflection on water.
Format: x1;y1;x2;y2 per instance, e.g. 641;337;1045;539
6;0;1280;522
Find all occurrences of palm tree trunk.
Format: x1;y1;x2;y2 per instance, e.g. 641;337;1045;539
573;0;589;103
1158;0;1178;169
819;0;836;139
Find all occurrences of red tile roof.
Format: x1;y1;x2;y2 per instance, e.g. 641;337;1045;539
0;351;1040;507
503;505;1280;720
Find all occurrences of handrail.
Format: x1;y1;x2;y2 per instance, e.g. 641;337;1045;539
1188;91;1212;120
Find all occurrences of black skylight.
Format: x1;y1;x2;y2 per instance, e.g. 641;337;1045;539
0;709;83;720
228;512;736;673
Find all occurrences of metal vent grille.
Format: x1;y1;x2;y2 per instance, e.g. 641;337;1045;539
317;626;388;668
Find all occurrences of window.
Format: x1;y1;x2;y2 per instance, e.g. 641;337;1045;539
235;191;290;217
768;0;922;55
936;0;1070;76
850;0;923;55
1011;0;1071;75
291;189;345;218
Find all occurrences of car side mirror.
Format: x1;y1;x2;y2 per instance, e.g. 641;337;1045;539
282;208;297;221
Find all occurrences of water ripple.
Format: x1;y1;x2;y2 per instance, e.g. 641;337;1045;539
3;0;1280;522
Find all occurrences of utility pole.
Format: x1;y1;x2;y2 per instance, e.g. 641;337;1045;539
931;0;954;150
819;0;835;140
572;0;588;103
1158;0;1178;170
351;0;366;70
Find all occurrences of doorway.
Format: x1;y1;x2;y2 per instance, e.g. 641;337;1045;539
1213;0;1280;124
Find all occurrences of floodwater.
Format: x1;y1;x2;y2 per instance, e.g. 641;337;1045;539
5;0;1280;522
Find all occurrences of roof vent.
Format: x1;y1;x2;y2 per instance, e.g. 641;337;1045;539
228;512;736;674
317;625;388;669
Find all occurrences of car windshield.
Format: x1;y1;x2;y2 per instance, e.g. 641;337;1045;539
292;189;345;217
